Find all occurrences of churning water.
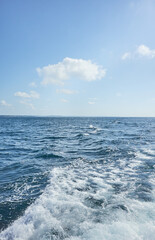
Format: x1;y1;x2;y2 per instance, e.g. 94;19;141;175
0;116;155;239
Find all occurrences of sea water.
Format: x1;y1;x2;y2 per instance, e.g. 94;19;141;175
0;116;155;240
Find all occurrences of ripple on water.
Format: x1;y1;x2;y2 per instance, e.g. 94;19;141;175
0;117;155;239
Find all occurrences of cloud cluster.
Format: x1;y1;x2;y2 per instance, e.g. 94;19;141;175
14;91;40;99
14;91;39;110
137;45;155;58
122;44;155;60
1;100;11;107
37;57;106;85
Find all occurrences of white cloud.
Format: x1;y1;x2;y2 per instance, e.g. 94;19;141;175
37;57;106;85
14;91;40;99
15;92;30;98
1;100;11;107
61;99;68;103
56;89;77;95
20;100;35;109
29;82;37;87
122;52;131;60
137;44;155;58
122;44;155;60
29;91;40;99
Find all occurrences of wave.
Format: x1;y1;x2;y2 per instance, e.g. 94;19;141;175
1;157;155;240
36;153;63;159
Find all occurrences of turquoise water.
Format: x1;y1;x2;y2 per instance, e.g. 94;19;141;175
0;117;155;239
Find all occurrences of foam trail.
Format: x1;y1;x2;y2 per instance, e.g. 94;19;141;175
1;158;155;240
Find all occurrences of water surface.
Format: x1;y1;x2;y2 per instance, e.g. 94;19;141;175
0;117;155;239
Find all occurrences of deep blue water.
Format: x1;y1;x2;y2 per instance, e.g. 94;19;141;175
0;116;155;240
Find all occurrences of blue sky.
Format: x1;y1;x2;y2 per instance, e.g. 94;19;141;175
0;0;155;116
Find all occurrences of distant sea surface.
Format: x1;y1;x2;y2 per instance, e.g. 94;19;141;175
0;116;155;240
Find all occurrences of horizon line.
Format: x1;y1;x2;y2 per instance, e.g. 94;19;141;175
0;114;155;118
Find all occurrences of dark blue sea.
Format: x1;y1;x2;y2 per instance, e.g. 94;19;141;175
0;116;155;240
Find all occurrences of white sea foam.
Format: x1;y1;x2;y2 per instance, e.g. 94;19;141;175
1;157;155;240
136;152;152;160
84;133;89;136
89;124;101;131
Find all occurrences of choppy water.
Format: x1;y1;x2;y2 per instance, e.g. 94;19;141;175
0;116;155;240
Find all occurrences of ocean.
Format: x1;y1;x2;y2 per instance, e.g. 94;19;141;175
0;116;155;240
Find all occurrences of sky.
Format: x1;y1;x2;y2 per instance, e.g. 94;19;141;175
0;0;155;117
